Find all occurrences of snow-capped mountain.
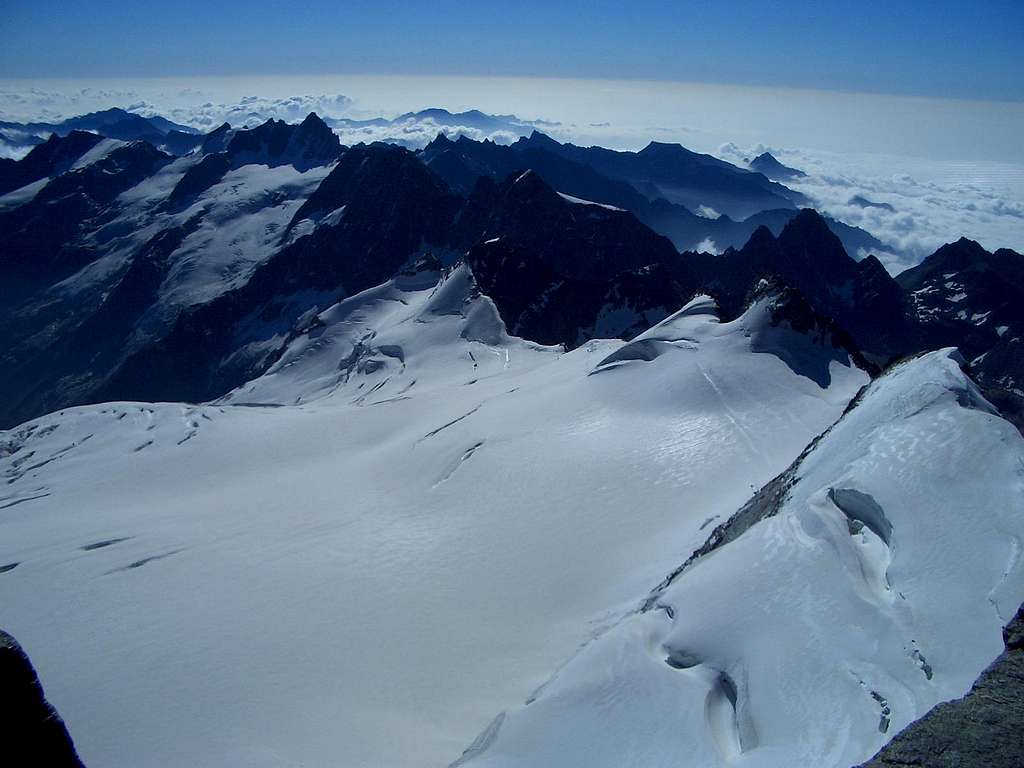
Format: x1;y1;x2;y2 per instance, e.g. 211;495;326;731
0;276;874;767
1;108;1023;768
454;347;1024;768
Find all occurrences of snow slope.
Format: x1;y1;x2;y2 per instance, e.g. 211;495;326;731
0;274;868;768
459;349;1024;768
56;156;334;321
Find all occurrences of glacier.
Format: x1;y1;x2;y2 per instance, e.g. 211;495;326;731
0;268;894;767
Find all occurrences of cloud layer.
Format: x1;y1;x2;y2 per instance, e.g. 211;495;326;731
718;142;1024;273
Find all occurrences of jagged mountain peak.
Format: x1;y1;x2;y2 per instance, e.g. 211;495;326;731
0;129;106;196
504;166;562;198
199;121;233;154
777;207;850;263
749;151;806;180
779;206;837;237
743;276;878;379
924;236;992;270
742;223;779;251
424;131;453;150
223;114;341;169
283;141;458;253
516;129;562;149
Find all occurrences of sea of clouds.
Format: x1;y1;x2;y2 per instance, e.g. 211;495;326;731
717;142;1024;272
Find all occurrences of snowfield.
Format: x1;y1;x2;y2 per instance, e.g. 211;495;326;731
1;268;1020;768
460;349;1024;768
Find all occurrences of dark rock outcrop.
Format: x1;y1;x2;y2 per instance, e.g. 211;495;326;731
690;210;913;362
856;604;1024;768
0;630;85;767
467;238;693;348
0;130;104;196
453;170;698;347
158;129;205;156
452;169;684;281
420;131;884;256
849;195;895;213
0;140;172;302
897;238;1024;428
224;113;341;170
166;152;231;209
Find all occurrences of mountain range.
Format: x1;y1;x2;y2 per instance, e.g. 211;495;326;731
0;111;1016;429
1;108;1022;768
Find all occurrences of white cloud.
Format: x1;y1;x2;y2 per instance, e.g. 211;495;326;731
331;118;529;149
695;237;721;255
717;142;1024;273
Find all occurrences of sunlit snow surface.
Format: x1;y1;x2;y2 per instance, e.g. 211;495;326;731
461;349;1024;768
1;271;1018;767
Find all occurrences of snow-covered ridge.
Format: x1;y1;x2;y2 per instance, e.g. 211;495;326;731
456;348;1024;768
222;262;559;406
557;191;626;212
0;279;868;768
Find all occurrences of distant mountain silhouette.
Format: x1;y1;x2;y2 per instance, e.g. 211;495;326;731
421;131;887;257
748;151;806;181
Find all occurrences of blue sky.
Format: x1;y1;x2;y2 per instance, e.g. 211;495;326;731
4;0;1022;101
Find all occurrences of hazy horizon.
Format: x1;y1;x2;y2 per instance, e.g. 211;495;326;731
3;74;1023;164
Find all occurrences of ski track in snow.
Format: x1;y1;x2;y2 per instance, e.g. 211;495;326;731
694;358;766;469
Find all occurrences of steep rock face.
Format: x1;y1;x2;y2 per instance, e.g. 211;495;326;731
199;122;233;154
856;605;1024;768
0;630;85;767
224;113;341;170
466;239;692;348
690;210;912;361
452;170;683;281
451;170;699;347
897;238;1024;425
165;152;231;210
744;278;879;383
0;140;172;301
0;130;105;196
0;221;200;423
158;129;204;156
